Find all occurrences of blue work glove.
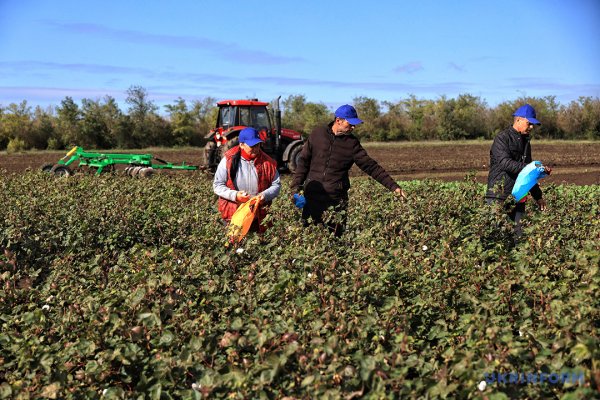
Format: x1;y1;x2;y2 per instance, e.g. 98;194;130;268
293;193;306;209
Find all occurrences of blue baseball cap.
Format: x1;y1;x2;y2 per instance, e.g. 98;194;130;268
513;104;541;125
238;127;263;146
334;104;363;125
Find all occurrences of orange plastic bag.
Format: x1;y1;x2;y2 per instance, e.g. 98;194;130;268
227;196;261;244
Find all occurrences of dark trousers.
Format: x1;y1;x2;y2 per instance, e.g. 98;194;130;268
508;202;525;240
302;198;348;237
486;198;525;242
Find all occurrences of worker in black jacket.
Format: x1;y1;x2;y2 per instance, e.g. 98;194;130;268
485;104;552;238
292;104;406;236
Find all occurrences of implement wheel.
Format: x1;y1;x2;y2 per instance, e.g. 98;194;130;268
139;167;154;178
49;165;73;177
41;163;54;173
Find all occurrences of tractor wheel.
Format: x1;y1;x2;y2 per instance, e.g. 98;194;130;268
287;144;303;173
203;141;217;171
220;137;239;159
49;164;73;177
41;163;54;173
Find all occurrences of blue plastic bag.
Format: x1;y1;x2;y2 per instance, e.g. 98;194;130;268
512;161;548;201
293;193;306;208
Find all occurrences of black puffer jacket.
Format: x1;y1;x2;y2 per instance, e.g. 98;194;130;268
486;126;542;201
292;122;400;203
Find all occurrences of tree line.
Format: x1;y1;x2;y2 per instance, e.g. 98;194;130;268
1;85;599;152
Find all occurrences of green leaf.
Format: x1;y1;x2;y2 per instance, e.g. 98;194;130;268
570;343;591;363
301;374;315;387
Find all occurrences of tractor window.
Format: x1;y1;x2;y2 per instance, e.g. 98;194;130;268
239;108;252;127
218;107;234;129
252;108;271;131
236;106;271;131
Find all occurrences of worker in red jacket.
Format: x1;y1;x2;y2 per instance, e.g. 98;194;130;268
213;127;281;232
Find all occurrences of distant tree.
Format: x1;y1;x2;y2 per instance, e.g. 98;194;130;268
401;95;439;140
190;97;218;146
422;102;440;140
164;98;195;146
97;96;126;148
125;85;159;147
282;94;308;133
80;99;102;148
489;101;516;136
70;96;129;149
578;96;600;139
353;96;382;140
191;97;217;120
558;96;600;139
0;106;5;149
456;94;490;139
379;100;411;141
148;113;172;147
126;85;157;120
55;97;82;147
434;94;489;140
433;96;458;140
31;106;56;149
281;94;329;134
301;102;330;134
528;96;561;139
0;101;34;151
114;115;135;149
402;95;423;140
5;91;599;145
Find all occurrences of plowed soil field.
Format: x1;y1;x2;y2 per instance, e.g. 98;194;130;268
1;141;599;185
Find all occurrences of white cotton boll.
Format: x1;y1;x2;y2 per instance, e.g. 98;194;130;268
42;304;50;311
519;330;524;337
422;245;428;251
236;248;244;254
191;383;201;391
478;380;487;391
308;273;313;278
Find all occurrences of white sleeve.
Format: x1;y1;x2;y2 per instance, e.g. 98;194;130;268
213;157;238;202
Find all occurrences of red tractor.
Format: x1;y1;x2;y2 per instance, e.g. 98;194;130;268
203;97;304;173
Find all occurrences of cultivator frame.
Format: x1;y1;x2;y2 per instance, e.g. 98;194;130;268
43;146;198;177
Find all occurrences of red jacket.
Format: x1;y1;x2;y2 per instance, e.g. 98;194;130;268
218;146;278;228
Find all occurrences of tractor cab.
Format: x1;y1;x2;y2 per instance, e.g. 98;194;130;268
204;98;304;173
216;100;271;131
214;100;273;147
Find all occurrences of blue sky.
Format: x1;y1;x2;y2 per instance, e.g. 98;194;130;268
1;0;599;112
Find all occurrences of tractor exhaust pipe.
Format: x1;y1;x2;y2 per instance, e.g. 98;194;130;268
275;96;282;162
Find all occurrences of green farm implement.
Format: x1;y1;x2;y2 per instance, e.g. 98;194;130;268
42;146;198;177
